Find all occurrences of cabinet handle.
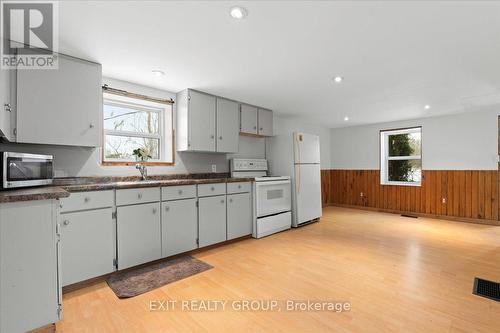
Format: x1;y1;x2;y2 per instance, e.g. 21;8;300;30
259;127;263;131
84;197;90;203
4;103;12;112
59;202;63;209
211;186;215;191
238;185;242;189
178;190;183;195
165;206;170;212
221;199;225;204
253;126;257;130
63;220;70;226
89;123;95;129
138;193;143;199
153;208;157;214
229;198;233;203
210;135;215;139
219;136;223;140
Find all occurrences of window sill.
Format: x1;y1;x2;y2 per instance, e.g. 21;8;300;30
381;181;421;187
102;161;175;167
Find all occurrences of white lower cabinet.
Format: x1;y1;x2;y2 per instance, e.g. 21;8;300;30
161;199;198;257
198;195;227;247
60;208;115;286
117;202;161;269
0;200;60;333
227;193;252;240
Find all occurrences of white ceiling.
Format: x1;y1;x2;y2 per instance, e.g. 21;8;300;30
58;1;500;128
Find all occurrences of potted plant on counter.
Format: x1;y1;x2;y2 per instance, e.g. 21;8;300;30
132;148;152;180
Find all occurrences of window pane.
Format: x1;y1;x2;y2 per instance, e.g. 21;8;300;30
104;135;159;160
388;159;422;183
104;103;159;134
388;132;421;157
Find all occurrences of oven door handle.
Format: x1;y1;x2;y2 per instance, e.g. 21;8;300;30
256;180;291;187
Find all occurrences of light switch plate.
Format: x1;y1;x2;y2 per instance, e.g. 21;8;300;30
211;164;217;173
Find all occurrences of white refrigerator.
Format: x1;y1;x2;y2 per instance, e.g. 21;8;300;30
292;132;322;227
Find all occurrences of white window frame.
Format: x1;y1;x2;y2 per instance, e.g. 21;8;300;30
380;127;422;186
102;93;173;163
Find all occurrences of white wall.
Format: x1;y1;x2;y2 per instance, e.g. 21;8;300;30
266;115;331;178
330;106;499;170
0;78;266;177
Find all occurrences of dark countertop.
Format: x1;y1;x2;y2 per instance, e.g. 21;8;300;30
0;176;254;202
0;186;70;203
61;177;254;192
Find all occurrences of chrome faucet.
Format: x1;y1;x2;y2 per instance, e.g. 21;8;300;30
136;164;148;180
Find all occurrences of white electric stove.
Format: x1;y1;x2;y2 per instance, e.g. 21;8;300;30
230;159;292;238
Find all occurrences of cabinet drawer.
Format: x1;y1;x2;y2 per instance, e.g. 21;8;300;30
227;182;251;194
162;185;196;201
60;190;114;213
197;183;226;197
116;187;160;206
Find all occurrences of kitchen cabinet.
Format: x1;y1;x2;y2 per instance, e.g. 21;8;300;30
258;108;273;136
216;97;239;153
240;105;274;136
198;195;227;247
240;104;258;135
0;200;61;333
227;192;252;240
117;202;161;269
60;208;115;286
0;69;14;141
16;52;102;147
177;89;216;152
161;198;198;257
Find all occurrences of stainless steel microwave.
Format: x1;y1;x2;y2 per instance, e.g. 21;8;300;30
1;152;54;189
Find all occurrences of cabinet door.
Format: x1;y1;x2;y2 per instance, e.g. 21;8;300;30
258;109;273;136
198;195;227;247
162;199;198;257
188;90;216;151
117;202;161;269
16;53;102;147
60;208;115;286
0;69;12;141
216;98;239;153
0;200;59;333
240;104;258;135
227;193;252;240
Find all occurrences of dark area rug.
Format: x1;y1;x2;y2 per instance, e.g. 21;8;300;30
107;256;213;298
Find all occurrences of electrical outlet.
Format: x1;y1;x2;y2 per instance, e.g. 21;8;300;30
442;197;446;204
360;192;364;197
211;164;217;173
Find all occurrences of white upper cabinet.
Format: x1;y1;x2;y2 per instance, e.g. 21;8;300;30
240;104;258;135
216;98;239;153
258;108;273;136
0;69;13;141
16;53;102;147
177;89;274;152
177;89;216;152
240;105;274;137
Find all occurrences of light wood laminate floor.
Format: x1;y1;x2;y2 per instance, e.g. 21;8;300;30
57;207;500;333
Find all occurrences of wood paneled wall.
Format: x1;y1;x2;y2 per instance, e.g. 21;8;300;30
320;170;499;222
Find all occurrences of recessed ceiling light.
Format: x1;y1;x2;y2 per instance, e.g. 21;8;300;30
230;6;247;19
152;70;165;77
333;76;344;83
344;116;349;121
424;105;431;110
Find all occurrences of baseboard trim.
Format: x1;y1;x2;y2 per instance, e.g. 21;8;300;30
327;203;500;226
